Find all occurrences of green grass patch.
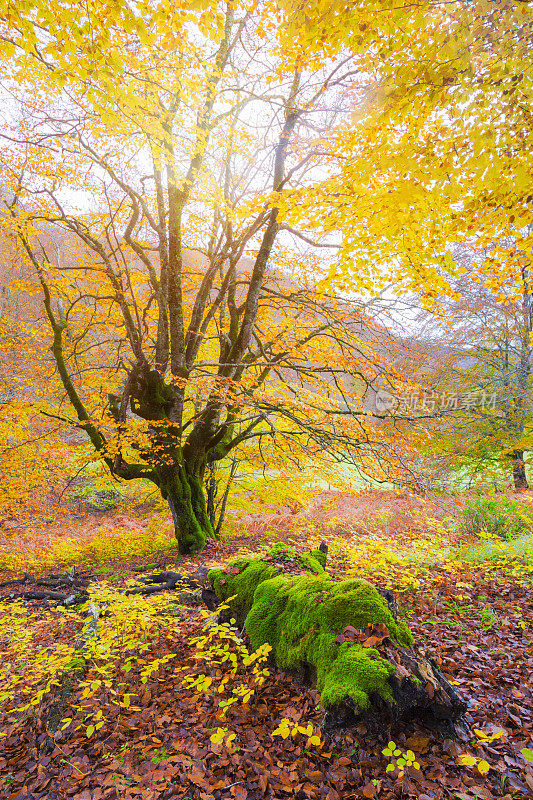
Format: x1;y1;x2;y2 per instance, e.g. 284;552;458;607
454;533;533;568
459;495;533;540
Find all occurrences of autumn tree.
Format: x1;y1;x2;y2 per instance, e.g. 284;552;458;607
407;262;533;491
276;0;533;489
0;0;425;553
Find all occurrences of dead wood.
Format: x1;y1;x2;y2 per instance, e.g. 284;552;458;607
0;570;94;607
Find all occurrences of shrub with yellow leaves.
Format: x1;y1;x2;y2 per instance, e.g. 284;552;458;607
272;718;323;748
182;604;272;722
209;726;237;750
382;741;421;778
0;582;185;740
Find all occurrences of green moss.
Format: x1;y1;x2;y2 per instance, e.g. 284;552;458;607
310;548;327;568
411;676;422;687
209;548;415;712
321;645;394;708
208;558;279;622
208;544;327;620
269;542;296;559
300;553;325;575
396;619;415;647
245;575;410;710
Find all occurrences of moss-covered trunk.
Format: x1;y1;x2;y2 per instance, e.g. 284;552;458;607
161;464;215;555
208;544;466;732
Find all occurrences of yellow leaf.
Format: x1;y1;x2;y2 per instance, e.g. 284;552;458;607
458;755;478;767
273;719;291;739
210;727;226;745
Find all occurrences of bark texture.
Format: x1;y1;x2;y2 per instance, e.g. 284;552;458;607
161;466;214;555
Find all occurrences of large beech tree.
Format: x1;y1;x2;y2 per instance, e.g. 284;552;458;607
0;0;422;553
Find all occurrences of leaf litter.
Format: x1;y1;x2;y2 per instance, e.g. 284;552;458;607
0;490;532;800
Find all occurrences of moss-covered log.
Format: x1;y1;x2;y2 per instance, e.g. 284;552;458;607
208;543;466;732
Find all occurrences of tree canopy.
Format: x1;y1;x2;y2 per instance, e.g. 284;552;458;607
288;0;533;302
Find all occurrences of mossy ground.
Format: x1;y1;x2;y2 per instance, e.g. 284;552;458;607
209;546;415;711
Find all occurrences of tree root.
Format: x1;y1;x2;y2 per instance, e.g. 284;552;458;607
0;570;94;607
125;565;210;595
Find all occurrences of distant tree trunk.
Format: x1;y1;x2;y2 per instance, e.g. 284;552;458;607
206;467;217;530
510;449;529;491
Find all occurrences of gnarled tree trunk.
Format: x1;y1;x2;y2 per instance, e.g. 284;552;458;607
159;463;215;555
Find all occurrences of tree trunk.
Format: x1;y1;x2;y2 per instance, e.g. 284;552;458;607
205;459;238;537
208;545;466;733
161;465;215;555
511;449;529;491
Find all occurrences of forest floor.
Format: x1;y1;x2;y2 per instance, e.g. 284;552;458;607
0;490;532;800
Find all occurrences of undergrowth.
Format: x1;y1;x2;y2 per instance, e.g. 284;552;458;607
0;584;275;750
455;533;533;567
459;494;533;540
1;490;532;799
0;586;182;736
0;520;177;574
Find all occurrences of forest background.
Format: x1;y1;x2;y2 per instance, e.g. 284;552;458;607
1;1;533;799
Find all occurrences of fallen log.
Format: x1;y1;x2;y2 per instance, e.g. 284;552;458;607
207;543;466;732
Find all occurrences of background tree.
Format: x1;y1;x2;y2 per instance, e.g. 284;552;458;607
275;0;533;491
394;248;533;492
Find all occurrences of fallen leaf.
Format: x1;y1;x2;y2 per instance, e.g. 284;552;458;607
406;736;430;753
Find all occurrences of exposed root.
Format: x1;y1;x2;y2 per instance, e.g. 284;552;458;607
125;565;210;595
0;570;94;607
